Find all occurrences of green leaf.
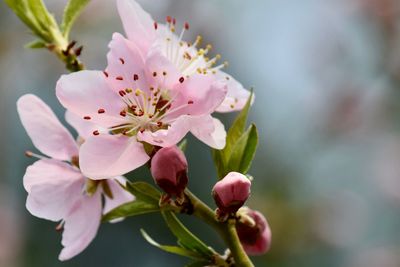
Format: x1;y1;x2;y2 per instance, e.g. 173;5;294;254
61;0;91;38
125;181;161;203
25;39;46;49
227;123;258;174
27;0;58;29
102;199;160;222
162;211;214;258
141;229;205;260
178;139;188;152
212;90;254;179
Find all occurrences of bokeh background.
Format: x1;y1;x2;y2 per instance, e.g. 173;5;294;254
1;0;400;266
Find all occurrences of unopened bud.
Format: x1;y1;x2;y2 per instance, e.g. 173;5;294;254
212;172;251;214
236;207;271;255
150;146;188;196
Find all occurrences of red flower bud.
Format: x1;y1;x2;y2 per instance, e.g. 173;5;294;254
236;207;271;255
212;172;251;214
150;146;188;196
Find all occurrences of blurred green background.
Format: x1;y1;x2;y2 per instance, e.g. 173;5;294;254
1;0;400;266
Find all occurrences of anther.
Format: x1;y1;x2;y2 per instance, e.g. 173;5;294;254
116;76;124;80
188;100;194;104
103;71;109;78
154;21;158;30
162;71;167;76
98;108;105;114
119;58;125;64
119;90;126;97
153;71;157;77
133;74;139;81
75;46;83;56
184;22;189;30
120;110;126;117
157;121;163;127
125;88;133;93
84;116;91;120
166;16;172;23
179;77;185;83
93;130;100;136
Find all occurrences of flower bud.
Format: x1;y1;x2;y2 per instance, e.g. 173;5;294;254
236;207;271;255
150;146;188;196
212;172;251;214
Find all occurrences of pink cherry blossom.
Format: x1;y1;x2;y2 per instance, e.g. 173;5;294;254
116;0;253;112
57;32;227;179
212;172;251;214
236;207;272;255
17;94;134;261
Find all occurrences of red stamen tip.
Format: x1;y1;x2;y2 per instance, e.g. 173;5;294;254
119;90;126;97
93;130;100;136
179;77;185;83
120;110;127;117
166;16;172;23
133;74;139;81
154;21;158;30
84;116;91;120
184;22;189;30
97;108;105;114
103;71;109;77
172;18;176;25
188;100;194;104
116;76;123;81
119;58;125;64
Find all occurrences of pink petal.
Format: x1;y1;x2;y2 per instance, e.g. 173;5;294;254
79;135;150;179
103;176;135;223
215;71;253;113
190;115;226;149
137;116;191;147
17;94;78;161
117;0;156;53
56;70;126;128
23;159;84;221
145;47;180;90
65;111;100;140
106;33;148;93
58;191;102;261
169;75;227;119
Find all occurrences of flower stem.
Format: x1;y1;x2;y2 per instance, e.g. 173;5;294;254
185;190;254;267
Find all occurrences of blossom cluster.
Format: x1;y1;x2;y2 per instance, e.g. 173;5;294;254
16;0;269;262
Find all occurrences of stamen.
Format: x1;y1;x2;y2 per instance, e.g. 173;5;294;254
184;22;189;30
93;130;100;136
119;58;125;64
103;71;109;77
153;71;157;77
154;21;158;30
84;116;91;120
188;100;194;104
133;74;139;81
116;76;124;81
179;77;185;83
98;108;105;114
120;110;127;117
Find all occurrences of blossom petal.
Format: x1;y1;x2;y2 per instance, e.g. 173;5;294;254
103;176;135;223
79;135;150;179
137;116;191;147
23;159;83;221
145;47;180;90
117;0;156;53
106;33;148;92
65;111;100;140
17;94;78;160
215;71;253;112
56;70;126;128
190;115;226;149
58;191;102;261
169;75;227;118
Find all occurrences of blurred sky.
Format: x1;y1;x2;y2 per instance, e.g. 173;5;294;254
1;0;400;266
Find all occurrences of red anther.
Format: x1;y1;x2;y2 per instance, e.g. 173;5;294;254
172;17;176;25
139;129;145;133
84;116;91;120
131;105;137;109
93;130;100;136
187;100;194;104
120;110;127;117
157;121;162;127
116;76;123;80
166;16;172;23
179;77;185;83
166;104;171;109
149;87;154;91
184;22;189;30
138;110;144;116
119;58;125;64
149;115;153;119
103;71;109;77
153;71;157;77
98;108;105;114
133;74;139;81
162;71;167;76
119;90;126;97
154;21;158;30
